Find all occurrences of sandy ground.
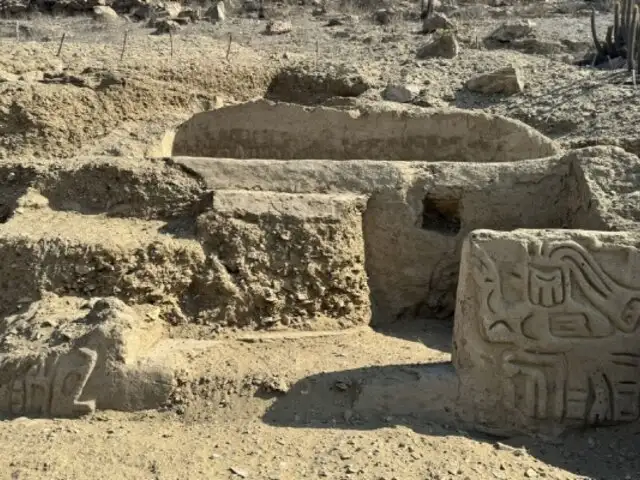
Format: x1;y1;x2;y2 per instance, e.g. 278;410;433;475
1;2;640;479
2;324;640;480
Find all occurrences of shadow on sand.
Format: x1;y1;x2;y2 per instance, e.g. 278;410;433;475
262;326;640;480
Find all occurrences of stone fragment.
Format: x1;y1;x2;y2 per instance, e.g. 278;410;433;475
153;19;180;34
416;32;459;59
454;228;640;436
508;38;565;55
205;1;225;23
421;13;455;34
92;5;119;22
465;66;524;95
0;295;173;418
265;20;292;35
484;20;535;48
381;83;422;103
373;8;394;25
160;1;182;17
0;71;19;83
18;71;45;83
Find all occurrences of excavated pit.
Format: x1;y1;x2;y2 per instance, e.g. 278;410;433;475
1;99;640;429
168;99;624;325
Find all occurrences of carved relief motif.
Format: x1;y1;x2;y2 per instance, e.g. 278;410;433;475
501;350;567;420
471;240;640;345
500;350;640;425
0;347;97;418
469;237;640;427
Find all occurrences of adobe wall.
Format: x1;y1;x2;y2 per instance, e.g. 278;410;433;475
171;99;561;162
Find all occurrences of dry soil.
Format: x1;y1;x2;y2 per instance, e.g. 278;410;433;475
1;3;640;479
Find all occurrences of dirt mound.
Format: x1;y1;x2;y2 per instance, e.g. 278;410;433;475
265;62;374;105
0;35;274;160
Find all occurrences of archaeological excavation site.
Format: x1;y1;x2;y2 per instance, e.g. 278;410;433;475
2;0;640;477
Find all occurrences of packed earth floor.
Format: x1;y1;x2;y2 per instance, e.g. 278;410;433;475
2;0;640;478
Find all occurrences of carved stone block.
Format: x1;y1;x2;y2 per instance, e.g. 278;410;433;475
454;229;640;436
0;348;98;418
0;295;174;419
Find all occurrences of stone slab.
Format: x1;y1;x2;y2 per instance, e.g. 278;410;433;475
454;229;640;436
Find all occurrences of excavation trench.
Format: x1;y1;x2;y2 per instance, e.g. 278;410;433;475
166;99;620;327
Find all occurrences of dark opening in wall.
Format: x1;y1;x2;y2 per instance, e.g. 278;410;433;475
421;195;461;235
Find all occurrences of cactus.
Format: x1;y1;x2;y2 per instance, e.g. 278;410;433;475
629;5;638;71
591;0;640;70
420;0;434;20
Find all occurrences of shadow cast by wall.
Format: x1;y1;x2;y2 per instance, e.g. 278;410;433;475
372;318;453;354
262;362;640;480
262;361;459;435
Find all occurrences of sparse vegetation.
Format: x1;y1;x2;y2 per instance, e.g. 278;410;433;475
591;0;640;71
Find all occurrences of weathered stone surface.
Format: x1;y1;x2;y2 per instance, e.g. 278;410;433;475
381;83;422;103
454;228;640;436
0;182;370;331
92;5;120;22
0;295;173;418
421;13;455;34
0;190;205;322
205;1;225;23
416;32;459;59
266;64;372;105
466;66;524;95
172;99;560;162
194;190;370;329
484;20;535;49
265;20;292;35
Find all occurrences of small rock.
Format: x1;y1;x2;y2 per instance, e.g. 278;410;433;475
130;4;152;20
484;20;535;48
92;5;119;22
153;19;180;34
162;2;182;18
508;38;565;55
416;32;459;59
205;1;225;23
524;468;538;478
0;71;19;83
230;466;249;478
421;12;455;34
18;70;45;83
465;66;524;95
382;83;422;103
265;20;292;35
177;8;202;22
373;8;394;25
